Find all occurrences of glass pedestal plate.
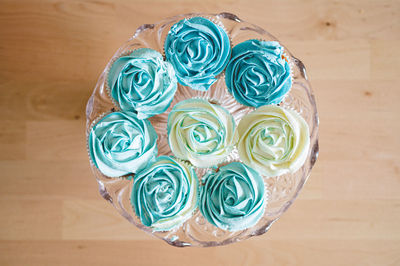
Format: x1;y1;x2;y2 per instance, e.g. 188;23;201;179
86;12;319;247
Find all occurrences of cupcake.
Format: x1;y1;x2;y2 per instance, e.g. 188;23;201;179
167;98;237;168
131;156;198;231
164;17;231;91
107;48;177;119
199;162;266;231
88;111;158;177
237;105;310;177
225;40;292;107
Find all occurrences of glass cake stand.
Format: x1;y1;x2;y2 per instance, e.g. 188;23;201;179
85;12;319;247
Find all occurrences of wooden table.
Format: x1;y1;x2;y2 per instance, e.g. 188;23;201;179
0;0;399;265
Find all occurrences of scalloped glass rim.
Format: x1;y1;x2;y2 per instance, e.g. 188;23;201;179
85;12;319;247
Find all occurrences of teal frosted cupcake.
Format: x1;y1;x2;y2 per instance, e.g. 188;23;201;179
199;162;266;231
88;111;158;177
131;156;198;231
225;40;292;107
108;48;177;119
167;98;237;168
164;17;231;91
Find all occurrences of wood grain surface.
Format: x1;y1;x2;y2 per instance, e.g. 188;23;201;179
0;0;399;265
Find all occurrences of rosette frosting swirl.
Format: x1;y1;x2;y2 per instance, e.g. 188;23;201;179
237;105;310;177
225;40;292;107
131;156;198;231
108;48;177;119
164;17;231;91
199;162;266;231
88;112;158;177
167;98;237;168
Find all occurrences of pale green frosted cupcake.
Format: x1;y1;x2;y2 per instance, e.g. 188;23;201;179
167;98;238;168
237;105;310;177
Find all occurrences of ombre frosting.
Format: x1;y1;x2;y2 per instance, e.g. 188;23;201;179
108;48;177;119
199;162;266;231
131;156;198;231
225;40;292;107
237;105;310;177
88;112;158;177
167;98;237;168
164;17;231;91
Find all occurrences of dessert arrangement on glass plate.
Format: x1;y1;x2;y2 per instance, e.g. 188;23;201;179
86;13;319;247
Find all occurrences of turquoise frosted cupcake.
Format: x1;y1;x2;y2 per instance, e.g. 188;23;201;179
131;156;198;231
164;17;231;91
199;162;266;231
108;48;177;119
225;40;292;107
167;98;237;168
88;111;158;177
